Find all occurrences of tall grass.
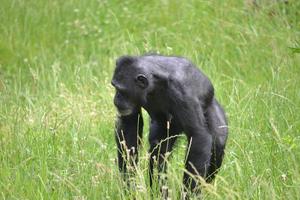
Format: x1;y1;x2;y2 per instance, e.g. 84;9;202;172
0;0;299;199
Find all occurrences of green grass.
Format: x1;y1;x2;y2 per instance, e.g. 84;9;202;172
0;0;299;199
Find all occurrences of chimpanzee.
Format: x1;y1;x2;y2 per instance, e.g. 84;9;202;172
111;54;228;195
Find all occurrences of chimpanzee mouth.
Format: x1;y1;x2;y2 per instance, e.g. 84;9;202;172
117;109;132;116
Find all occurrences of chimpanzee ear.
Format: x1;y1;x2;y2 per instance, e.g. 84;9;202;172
135;74;148;89
116;56;135;67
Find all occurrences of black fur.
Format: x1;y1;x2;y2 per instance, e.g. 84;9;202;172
111;54;228;194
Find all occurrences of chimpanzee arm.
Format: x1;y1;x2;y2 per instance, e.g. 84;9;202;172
179;102;213;191
115;109;143;176
148;117;180;187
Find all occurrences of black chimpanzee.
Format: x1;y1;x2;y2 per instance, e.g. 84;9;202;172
111;54;228;195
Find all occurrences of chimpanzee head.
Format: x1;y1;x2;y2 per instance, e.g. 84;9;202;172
111;56;149;116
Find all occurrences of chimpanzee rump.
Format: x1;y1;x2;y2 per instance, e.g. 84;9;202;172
111;54;228;193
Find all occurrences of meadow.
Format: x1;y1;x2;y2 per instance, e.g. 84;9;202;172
0;0;299;199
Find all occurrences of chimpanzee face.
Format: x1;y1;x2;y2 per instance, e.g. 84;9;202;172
112;81;136;116
111;56;149;116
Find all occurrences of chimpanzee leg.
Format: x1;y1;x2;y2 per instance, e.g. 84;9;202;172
205;99;228;182
115;109;143;178
206;134;226;182
148;117;180;188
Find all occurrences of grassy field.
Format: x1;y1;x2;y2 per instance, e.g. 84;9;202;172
0;0;299;199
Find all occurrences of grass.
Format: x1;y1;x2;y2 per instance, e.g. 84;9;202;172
0;0;299;199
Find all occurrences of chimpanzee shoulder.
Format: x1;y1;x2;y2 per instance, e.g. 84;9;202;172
138;55;214;105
